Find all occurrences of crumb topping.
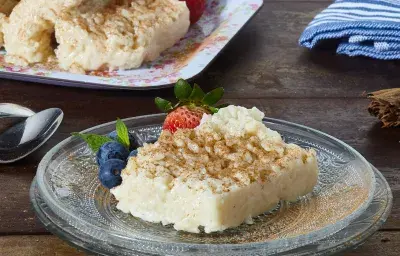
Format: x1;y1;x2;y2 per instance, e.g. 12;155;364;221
55;0;189;72
123;106;316;194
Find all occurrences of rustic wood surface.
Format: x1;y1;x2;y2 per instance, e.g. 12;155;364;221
1;232;399;256
0;1;399;255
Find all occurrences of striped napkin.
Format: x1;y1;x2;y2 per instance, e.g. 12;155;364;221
299;0;400;59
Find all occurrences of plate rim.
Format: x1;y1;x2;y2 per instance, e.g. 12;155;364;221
34;114;376;253
30;165;391;256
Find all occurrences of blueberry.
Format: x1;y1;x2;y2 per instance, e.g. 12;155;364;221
96;141;129;166
129;149;138;158
108;131;140;150
99;159;126;189
107;130;121;140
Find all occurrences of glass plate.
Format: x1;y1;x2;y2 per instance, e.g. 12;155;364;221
30;164;392;256
34;115;376;255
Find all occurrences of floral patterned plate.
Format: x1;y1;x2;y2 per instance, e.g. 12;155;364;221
0;0;263;90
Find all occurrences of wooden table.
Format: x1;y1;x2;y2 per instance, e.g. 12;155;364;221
0;1;399;255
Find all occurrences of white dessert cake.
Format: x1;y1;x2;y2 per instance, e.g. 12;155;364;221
2;0;189;72
55;0;190;73
0;0;19;47
111;105;319;233
2;0;113;66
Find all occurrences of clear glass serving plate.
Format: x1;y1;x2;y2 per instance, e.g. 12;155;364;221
34;115;376;255
30;164;392;256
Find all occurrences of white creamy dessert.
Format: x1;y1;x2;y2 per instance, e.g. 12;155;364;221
0;13;7;47
111;105;319;233
0;0;19;47
2;0;113;66
55;0;189;73
2;0;189;71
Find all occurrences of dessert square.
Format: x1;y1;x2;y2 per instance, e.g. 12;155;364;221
111;106;318;233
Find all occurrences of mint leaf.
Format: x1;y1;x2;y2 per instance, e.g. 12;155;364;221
189;84;205;101
174;79;192;100
202;87;224;106
116;119;130;149
155;97;173;112
72;133;113;153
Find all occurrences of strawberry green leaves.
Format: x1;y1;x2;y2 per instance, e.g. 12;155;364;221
155;79;226;114
208;107;219;114
116;119;130;149
202;87;224;106
174;79;192;100
189;84;205;101
155;97;173;112
71;133;113;153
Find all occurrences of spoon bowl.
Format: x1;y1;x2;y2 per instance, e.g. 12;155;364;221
0;103;35;118
0;108;63;163
0;103;37;134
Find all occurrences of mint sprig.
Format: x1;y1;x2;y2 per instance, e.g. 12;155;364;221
116;118;130;149
72;133;113;153
72;119;131;153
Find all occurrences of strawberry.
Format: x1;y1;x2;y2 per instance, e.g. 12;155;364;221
155;79;227;133
162;106;208;133
180;0;206;24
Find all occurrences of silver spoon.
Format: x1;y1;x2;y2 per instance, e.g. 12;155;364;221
0;108;63;163
0;103;36;118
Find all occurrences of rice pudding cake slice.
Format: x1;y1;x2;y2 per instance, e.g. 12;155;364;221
55;0;189;73
111;105;319;233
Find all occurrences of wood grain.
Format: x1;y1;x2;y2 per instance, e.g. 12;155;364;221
195;1;400;98
0;0;399;254
343;231;400;256
0;231;399;256
0;236;86;256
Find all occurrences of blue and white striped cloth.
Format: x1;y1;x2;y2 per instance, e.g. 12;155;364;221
299;0;400;59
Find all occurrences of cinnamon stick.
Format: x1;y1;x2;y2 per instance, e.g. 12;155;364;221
367;88;400;128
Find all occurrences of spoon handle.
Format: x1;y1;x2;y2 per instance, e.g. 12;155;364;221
0;103;35;118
